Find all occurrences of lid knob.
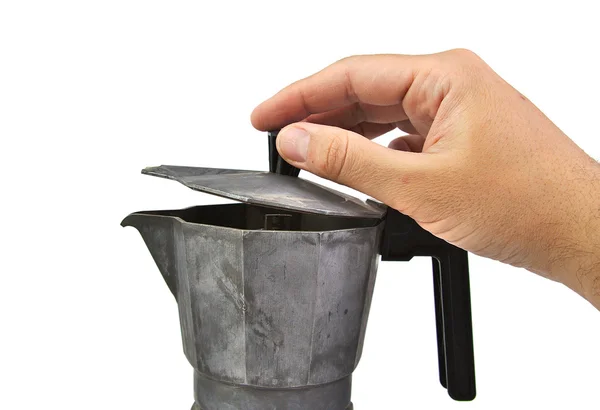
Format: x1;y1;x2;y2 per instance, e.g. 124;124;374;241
268;130;301;177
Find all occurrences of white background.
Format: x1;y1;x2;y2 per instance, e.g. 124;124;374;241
1;1;599;409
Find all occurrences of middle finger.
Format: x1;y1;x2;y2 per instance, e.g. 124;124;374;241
304;102;408;132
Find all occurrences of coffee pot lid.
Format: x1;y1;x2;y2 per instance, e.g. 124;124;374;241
142;165;385;219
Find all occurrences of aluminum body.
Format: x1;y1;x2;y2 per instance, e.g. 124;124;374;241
122;203;382;410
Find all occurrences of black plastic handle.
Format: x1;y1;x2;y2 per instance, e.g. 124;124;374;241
380;208;476;401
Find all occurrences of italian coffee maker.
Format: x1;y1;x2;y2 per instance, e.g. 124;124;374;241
122;131;476;409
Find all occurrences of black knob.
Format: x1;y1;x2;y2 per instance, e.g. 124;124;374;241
268;130;301;177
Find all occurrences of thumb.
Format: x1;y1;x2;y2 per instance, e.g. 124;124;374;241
276;122;430;213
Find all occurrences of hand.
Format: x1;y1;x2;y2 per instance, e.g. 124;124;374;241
251;50;600;309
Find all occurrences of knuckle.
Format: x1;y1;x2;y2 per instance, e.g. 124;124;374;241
337;55;359;64
333;55;357;70
441;49;489;94
447;48;481;63
319;132;350;180
444;48;486;77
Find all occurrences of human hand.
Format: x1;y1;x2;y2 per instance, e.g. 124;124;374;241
251;50;600;308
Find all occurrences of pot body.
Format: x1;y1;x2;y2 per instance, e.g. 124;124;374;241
124;204;382;410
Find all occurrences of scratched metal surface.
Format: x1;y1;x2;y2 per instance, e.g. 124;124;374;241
122;207;382;409
192;398;353;410
141;165;385;219
193;372;352;410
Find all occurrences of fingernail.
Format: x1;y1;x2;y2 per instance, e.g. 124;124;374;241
278;126;310;163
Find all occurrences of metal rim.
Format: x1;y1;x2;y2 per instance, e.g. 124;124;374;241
192;403;353;410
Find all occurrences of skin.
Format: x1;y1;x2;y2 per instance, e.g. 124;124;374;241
251;49;600;310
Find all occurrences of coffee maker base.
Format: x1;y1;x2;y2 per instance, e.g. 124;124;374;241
192;371;353;410
192;404;353;410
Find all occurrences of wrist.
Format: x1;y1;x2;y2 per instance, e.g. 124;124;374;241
547;160;600;307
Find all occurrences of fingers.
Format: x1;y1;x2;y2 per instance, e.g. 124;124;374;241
302;106;418;140
394;119;420;135
276;122;431;211
349;122;395;139
388;134;426;152
251;54;429;131
304;102;408;131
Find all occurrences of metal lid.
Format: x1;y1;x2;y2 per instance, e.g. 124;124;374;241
142;165;385;219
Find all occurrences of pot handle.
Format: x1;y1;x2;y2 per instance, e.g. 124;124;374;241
380;207;476;401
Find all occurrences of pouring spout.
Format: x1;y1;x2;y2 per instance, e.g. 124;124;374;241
121;212;179;299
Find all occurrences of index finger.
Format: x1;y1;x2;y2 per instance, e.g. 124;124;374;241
251;54;429;131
